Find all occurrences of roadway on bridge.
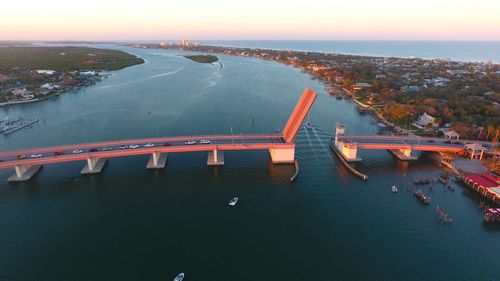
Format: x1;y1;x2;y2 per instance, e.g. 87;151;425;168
0;134;286;169
337;135;497;151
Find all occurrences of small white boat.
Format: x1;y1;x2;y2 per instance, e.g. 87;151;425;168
229;197;238;206
392;185;398;193
305;122;312;129
173;273;184;281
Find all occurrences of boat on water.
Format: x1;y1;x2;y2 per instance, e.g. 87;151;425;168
173;273;184;281
484;208;500;222
229;197;238;206
392;185;398;193
414;189;431;204
438;173;448;184
305;122;312;129
413;178;432;185
436;206;453;224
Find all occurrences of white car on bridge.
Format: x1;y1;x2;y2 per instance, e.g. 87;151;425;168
200;140;211;144
72;149;83;154
144;143;155;148
129;144;139;149
185;140;196;145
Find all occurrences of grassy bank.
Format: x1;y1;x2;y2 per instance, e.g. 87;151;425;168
0;46;144;71
183;55;219;63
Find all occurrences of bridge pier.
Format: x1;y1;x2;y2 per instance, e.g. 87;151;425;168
81;157;107;174
147;152;168;169
8;165;42;182
389;148;417;161
207;150;224;166
269;147;295;164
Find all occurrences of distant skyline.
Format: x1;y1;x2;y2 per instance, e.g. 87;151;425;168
1;0;499;41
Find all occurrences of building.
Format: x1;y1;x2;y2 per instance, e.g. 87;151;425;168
413;112;436;129
352;82;372;91
181;39;191;47
40;83;60;90
465;143;486;160
444;130;460;140
36;69;56;75
463;173;500;204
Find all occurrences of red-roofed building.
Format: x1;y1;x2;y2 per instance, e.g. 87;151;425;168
463;173;500;204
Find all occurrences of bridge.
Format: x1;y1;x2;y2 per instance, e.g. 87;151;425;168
0;88;317;182
333;123;498;162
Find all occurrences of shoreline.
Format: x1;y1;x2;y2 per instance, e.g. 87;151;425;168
200;41;500;64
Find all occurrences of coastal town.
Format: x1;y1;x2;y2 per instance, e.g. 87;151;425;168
0;46;144;106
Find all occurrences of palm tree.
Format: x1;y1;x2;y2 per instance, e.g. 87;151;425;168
485;124;495;141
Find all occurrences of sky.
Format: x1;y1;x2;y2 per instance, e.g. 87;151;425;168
1;0;499;41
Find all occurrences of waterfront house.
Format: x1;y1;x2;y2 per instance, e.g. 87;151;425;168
465;143;486;160
413;112;436;129
41;83;60;91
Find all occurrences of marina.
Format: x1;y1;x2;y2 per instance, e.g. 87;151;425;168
0;117;39;135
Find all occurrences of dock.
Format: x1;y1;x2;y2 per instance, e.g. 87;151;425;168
1;118;39;135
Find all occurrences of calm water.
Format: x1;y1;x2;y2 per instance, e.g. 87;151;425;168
0;45;499;281
200;40;500;63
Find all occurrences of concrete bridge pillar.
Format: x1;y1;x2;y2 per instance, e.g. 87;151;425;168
208;149;224;166
389;148;417;160
269;147;295;164
81;157;107;174
335;122;346;146
339;143;361;162
147;152;168;169
8;164;42;182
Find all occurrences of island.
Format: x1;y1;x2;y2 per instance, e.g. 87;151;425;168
0;46;144;105
183;55;219;63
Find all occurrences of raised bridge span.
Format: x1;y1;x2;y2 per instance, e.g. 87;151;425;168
0;88;317;182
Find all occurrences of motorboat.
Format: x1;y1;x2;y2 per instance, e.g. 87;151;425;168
229;197;238;206
173;273;184;281
305;122;312;129
392;185;398;193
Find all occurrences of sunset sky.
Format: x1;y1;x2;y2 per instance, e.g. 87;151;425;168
1;0;499;40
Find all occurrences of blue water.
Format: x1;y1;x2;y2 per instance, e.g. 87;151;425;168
0;45;499;281
197;40;500;63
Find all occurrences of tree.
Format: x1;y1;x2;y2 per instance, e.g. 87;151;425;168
486;124;495;141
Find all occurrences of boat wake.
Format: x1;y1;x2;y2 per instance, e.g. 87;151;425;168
95;66;184;89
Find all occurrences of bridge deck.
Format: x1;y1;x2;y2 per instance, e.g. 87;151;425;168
0;134;289;169
337;135;496;152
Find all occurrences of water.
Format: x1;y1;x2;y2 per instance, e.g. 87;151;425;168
200;40;500;63
0;45;499;281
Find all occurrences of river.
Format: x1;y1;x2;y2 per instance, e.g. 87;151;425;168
0;45;498;281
